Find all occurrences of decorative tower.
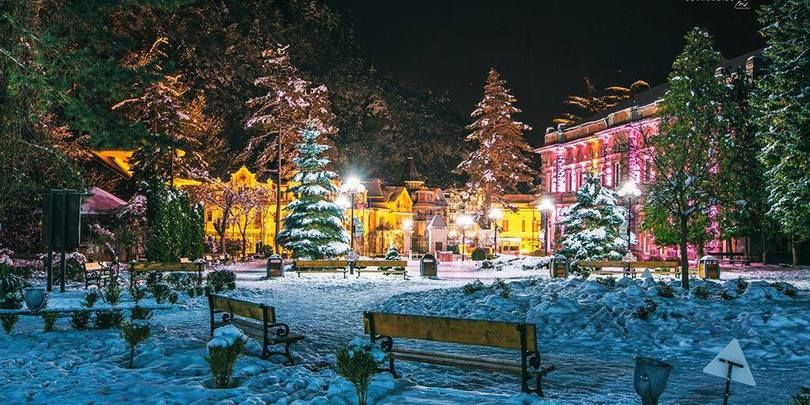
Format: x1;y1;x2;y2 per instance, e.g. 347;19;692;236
403;157;425;191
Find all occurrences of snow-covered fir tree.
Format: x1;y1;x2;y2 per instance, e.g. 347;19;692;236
457;68;535;223
557;174;627;276
384;245;400;261
276;126;349;259
753;0;810;266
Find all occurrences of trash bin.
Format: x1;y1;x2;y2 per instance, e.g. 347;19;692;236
698;255;720;280
634;356;673;405
266;254;283;278
550;254;568;278
420;254;437;277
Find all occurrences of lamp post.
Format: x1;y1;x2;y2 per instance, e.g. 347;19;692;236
456;214;473;261
618;179;641;253
402;218;413;257
340;177;366;255
537;197;554;256
488;207;503;255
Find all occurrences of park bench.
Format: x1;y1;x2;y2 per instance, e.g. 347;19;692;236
707;252;751;266
83;261;119;288
578;260;680;277
208;294;304;365
363;312;554;395
292;260;350;278
129;261;204;287
353;260;408;279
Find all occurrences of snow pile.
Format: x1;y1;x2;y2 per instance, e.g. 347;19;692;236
207;324;247;351
378;276;810;361
481;255;552;272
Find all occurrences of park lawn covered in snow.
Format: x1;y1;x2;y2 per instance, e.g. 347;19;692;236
1;261;807;404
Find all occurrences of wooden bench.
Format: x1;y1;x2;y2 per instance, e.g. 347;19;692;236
354;260;408;279
364;312;554;396
129;261;204;287
208;294;304;365
83;261;119;288
578;260;680;277
292;260;350;278
707;252;751;266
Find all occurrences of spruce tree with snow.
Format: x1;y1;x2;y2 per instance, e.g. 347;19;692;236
752;0;810;265
276;126;349;259
457;68;536;223
557;173;627;277
381;245;404;271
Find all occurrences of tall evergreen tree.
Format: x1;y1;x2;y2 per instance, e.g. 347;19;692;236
557;174;628;277
752;0;810;265
276;126;349;259
457;68;535;223
641;28;730;289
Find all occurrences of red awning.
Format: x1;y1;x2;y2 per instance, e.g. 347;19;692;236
81;187;127;215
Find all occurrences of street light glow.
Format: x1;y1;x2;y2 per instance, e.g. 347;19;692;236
402;218;413;231
618;179;641;197
335;195;350;209
537;197;554;212
340;176;365;193
457;214;473;228
488;207;503;220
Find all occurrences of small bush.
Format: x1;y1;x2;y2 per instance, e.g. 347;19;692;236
462;279;486;295
151;283;171;304
694;285;710;299
187;287;196;298
168;291;179;304
789;387;810;405
121;320;151;368
207;325;247;388
634;299;658;321
470;248;487;261
164;273;194;290
145;272;162;289
773;282;798;297
95;310;124;329
490;278;510;298
657;282;675;298
42;312;59;332
0;296;21;334
103;283;122;306
335;338;384;405
596;277;616;288
735;278;749;295
130;305;153;320
70;310;92;329
207;270;236;293
481;260;494;269
82;291;99;308
130;285;147;303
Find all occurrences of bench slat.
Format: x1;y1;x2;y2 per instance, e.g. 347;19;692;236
130;262;201;272
365;312;535;350
295;260;349;268
354;260;407;267
211;295;272;321
392;349;524;374
577;260;679;269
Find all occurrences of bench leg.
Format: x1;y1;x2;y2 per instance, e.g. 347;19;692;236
264;341;295;366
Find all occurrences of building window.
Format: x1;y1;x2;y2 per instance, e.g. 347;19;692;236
613;161;622;186
502;220;509;232
521;220;526;232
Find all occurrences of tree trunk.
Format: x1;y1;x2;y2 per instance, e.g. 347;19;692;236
679;215;690;290
129;346;135;368
791;234;798;266
697;243;704;259
760;229;768;264
275;132;283;254
484;183;492;227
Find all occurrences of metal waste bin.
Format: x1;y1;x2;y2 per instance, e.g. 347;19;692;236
698;255;720;279
266;254;283;278
420;254;437;277
550;254;568;278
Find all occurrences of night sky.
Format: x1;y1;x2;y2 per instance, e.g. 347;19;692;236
328;0;768;145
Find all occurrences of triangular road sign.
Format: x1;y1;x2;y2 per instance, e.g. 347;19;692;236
703;338;756;386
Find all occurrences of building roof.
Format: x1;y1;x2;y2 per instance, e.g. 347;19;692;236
90;149;201;187
427;214;447;229
81;186;127;215
403;156;422;183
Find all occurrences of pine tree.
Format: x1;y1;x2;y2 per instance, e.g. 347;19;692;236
753;0;810;265
642;28;730;289
557;174;627;277
276;126;349;259
384;245;400;261
457;68;535;223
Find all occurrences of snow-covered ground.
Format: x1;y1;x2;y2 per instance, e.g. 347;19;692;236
0;257;807;404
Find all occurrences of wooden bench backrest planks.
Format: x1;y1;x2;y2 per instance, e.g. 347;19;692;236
85;262;105;271
294;260;350;268
130;261;202;273
577;260;679;269
364;312;536;350
209;294;275;323
355;260;407;268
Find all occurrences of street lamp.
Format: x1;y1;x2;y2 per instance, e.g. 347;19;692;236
340;177;366;257
456;214;474;261
537;197;554;256
617;179;641;253
402;218;413;257
488;207;503;255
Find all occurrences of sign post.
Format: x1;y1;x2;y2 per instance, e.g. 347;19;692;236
703;338;756;405
42;189;84;293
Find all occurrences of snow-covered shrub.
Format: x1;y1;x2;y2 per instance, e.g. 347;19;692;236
462;279;486;295
596;277;616;288
42;252;86;283
656;282;675;298
145;272;162;289
70;310;92;330
773;282;798;297
130;285;146;303
207;270;236;292
102;282;122;306
131;305;152;320
789;387;810;405
42;311;58;332
121;320;151;368
0;296;21;333
151;282;171;304
206;325;247;388
335;337;385;405
380;246;404;270
470;248;486;261
491;278;511;298
481;260;494;269
82;290;99;308
95;310;124;329
0;248;27;298
168;291;178;304
164;272;193;290
693;285;710;299
735;278;749;295
187;287;196;298
633;299;658;320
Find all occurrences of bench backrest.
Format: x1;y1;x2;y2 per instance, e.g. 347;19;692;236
180;257;192;263
84;262;104;271
130;262;201;273
364;312;536;351
295;260;350;268
355;260;407;267
209;294;275;323
578;260;679;269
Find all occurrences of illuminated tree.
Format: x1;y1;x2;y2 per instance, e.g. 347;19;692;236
457;68;535;224
552;78;649;127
